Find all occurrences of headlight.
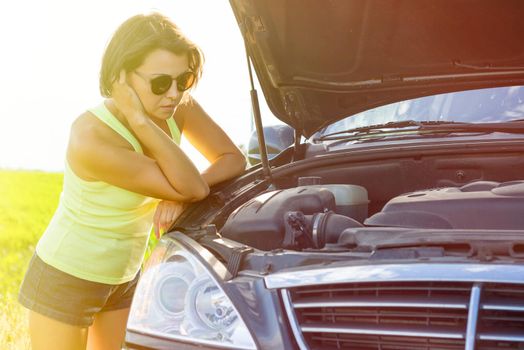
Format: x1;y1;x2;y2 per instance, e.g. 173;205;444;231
128;235;257;349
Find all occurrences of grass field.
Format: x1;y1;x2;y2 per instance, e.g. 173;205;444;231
0;170;159;349
0;170;63;349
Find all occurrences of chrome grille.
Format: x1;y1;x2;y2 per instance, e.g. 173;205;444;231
281;281;524;350
477;283;524;349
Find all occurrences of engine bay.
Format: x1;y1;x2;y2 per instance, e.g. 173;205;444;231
220;178;524;252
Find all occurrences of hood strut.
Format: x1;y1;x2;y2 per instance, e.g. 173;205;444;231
245;47;273;183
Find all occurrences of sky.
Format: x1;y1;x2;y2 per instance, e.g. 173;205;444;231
0;0;279;172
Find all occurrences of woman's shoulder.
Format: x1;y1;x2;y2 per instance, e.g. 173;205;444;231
70;111;133;150
71;110;101;132
67;111;134;181
173;95;205;130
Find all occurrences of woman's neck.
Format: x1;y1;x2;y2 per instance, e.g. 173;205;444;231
104;99;167;131
104;99;130;128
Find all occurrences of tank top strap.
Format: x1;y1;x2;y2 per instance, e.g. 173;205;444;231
88;103;143;153
167;117;181;145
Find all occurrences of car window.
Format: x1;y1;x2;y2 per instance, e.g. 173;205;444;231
320;85;524;135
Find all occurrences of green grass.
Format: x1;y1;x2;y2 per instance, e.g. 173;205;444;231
0;170;159;349
0;170;63;349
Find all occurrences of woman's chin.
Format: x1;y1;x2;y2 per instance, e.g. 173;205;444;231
152;109;175;120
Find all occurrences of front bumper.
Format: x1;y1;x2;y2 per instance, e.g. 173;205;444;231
125;237;524;350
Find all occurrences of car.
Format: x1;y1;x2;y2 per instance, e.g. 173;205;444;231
124;1;524;349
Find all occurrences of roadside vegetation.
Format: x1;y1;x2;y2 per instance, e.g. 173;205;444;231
0;169;159;349
0;170;63;349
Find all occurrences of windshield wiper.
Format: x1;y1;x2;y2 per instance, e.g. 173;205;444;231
316;120;468;141
316;120;524;142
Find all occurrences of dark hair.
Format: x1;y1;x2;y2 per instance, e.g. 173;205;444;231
99;12;204;97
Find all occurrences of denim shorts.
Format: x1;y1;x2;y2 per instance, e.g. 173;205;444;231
18;252;141;328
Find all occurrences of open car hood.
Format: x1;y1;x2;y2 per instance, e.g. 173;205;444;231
229;0;524;137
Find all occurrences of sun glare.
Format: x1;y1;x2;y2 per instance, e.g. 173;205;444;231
0;0;277;171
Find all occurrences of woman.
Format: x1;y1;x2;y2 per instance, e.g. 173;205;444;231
18;12;246;350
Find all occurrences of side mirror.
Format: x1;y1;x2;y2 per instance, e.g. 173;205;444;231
247;124;295;166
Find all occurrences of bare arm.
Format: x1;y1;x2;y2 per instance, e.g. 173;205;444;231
177;96;247;187
68;75;209;202
149;98;246;238
112;74;209;200
125;114;209;199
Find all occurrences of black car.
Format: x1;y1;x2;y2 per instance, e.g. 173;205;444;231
125;1;524;349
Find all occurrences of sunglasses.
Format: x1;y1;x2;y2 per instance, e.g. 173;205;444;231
133;70;196;95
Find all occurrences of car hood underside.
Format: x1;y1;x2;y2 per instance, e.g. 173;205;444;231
229;0;524;136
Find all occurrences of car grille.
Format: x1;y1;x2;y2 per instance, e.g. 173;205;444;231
282;281;524;350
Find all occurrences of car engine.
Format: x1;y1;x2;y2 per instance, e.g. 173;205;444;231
220;179;524;251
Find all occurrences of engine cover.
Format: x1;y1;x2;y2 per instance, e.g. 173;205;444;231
220;187;336;250
365;180;524;229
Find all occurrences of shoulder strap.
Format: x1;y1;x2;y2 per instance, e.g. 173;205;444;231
88;103;143;153
167;117;181;145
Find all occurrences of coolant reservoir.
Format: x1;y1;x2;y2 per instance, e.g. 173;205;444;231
298;178;369;222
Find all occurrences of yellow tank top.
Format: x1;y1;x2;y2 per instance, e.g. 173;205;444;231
36;102;181;284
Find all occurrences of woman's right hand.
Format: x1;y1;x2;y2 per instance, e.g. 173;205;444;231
153;200;187;239
111;70;148;125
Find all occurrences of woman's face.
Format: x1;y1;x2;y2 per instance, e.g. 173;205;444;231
128;48;190;120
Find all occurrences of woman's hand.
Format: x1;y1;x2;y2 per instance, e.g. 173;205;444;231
153;200;187;239
111;70;148;125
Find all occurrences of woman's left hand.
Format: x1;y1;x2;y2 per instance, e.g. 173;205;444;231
153;200;186;239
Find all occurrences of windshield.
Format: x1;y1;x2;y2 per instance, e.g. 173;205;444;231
319;85;524;136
